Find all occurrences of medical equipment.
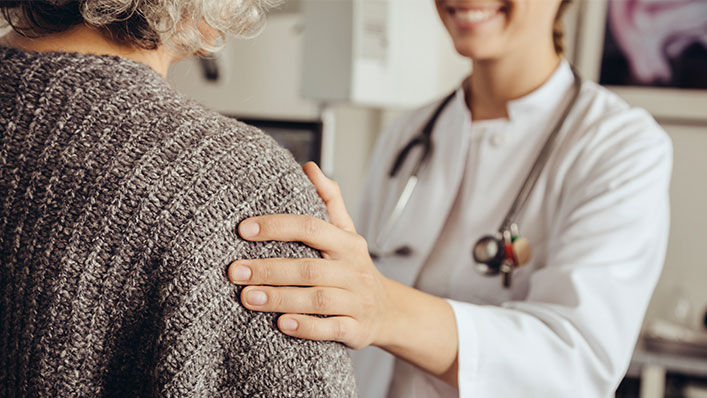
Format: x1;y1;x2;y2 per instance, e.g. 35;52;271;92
370;66;583;288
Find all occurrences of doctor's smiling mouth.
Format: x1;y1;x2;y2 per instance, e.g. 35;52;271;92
437;0;510;30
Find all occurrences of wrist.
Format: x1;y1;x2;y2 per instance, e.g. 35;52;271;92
373;276;405;350
371;277;460;383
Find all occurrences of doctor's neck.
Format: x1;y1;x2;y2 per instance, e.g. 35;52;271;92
465;44;562;121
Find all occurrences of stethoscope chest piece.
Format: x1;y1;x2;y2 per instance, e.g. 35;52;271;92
472;234;506;276
472;226;533;288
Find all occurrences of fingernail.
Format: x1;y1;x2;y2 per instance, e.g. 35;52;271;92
280;317;298;331
246;290;267;306
230;265;251;283
239;221;260;238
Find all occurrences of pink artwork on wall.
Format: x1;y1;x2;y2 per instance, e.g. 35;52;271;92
600;0;707;89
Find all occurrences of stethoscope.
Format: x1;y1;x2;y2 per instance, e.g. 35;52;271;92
370;66;583;288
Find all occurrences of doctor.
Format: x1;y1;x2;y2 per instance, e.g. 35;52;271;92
229;0;673;396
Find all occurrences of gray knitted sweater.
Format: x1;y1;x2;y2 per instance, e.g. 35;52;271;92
0;46;356;397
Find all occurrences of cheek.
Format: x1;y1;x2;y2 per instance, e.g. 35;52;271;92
472;4;555;57
519;2;561;41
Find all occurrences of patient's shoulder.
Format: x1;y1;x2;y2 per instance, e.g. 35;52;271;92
148;102;356;398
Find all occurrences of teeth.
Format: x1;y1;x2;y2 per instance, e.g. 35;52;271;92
455;8;497;23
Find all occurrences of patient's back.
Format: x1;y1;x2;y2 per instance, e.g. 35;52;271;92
0;46;356;397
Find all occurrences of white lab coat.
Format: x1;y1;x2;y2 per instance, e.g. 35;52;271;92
352;61;673;398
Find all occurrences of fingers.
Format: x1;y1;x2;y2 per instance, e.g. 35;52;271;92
302;162;356;233
229;258;350;288
238;214;358;257
278;314;361;348
241;286;355;316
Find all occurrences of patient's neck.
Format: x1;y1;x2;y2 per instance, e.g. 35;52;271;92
0;25;175;77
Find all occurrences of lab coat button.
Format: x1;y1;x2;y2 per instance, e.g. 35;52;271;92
491;133;507;147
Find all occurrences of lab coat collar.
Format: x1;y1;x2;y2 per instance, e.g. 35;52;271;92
506;59;574;121
450;59;575;128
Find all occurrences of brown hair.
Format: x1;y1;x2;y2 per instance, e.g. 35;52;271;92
553;0;573;54
0;1;160;50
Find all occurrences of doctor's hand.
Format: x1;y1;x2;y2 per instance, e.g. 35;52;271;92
230;162;459;385
229;162;395;350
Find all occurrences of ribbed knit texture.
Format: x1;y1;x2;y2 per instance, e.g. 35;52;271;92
0;46;356;397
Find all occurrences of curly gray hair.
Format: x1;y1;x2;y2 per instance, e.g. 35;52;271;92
1;0;280;54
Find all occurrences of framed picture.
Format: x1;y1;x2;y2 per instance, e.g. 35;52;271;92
574;0;707;122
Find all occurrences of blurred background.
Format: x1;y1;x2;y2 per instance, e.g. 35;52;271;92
166;1;707;397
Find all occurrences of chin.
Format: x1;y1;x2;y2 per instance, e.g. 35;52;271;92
452;39;504;61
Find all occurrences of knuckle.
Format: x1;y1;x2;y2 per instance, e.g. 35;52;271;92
304;318;319;336
352;234;369;253
262;217;285;238
258;262;271;282
332;319;347;341
359;292;376;312
270;289;283;308
348;336;365;350
358;270;376;287
313;288;330;311
355;297;376;320
300;261;319;284
303;216;319;237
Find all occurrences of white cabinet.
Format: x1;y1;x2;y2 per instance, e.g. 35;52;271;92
300;0;469;107
168;11;321;120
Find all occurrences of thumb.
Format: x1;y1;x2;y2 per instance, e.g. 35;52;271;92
302;162;356;233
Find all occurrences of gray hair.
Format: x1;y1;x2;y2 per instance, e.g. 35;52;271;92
1;0;281;54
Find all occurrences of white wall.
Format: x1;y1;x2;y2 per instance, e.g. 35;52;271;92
327;104;382;219
646;123;707;329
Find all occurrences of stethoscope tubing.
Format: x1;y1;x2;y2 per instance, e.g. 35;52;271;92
370;91;456;256
374;175;418;252
498;67;583;232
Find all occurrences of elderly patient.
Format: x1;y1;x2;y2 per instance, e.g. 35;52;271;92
0;1;356;396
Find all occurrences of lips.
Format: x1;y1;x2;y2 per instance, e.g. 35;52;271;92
443;3;507;28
